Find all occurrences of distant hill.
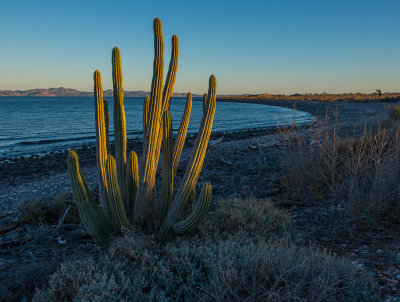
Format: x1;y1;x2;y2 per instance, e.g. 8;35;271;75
0;87;198;98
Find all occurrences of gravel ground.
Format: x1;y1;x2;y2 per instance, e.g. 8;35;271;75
1;99;400;301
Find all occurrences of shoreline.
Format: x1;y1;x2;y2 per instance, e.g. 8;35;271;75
3;98;394;163
1;98;398;183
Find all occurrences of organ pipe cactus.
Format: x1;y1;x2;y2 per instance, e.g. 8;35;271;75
68;18;216;244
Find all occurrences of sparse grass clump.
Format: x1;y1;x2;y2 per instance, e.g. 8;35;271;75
18;194;80;225
34;197;376;301
282;114;400;230
387;104;400;120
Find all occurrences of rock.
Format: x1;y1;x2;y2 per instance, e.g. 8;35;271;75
376;249;384;254
239;176;251;186
356;263;365;271
271;177;281;184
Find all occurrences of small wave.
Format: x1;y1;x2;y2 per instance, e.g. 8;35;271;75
16;135;97;146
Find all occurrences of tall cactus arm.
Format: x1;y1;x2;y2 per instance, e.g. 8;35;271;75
112;47;128;202
105;155;132;231
172;93;192;174
158;111;173;223
173;183;211;234
135;17;164;223
126;151;139;223
152;34;179;196
158;75;216;241
103;99;110;152
94;70;110;216
68;150;115;246
162;35;179;113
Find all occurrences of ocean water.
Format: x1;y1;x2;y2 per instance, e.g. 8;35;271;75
0;97;313;159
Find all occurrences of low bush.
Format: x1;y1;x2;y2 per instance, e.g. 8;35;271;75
282;116;400;229
201;197;294;241
387;104;400;120
18;194;80;225
34;197;376;301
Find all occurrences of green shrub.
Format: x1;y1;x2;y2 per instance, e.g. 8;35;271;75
34;235;376;301
200;197;294;241
34;197;376;301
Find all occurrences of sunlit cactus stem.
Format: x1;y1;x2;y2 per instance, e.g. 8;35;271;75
103;99;110;151
172;93;192;174
134;18;165;224
94;71;110;216
112;47;128;202
158;75;217;241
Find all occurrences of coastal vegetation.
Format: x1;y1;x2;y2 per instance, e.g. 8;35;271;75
220;92;400;102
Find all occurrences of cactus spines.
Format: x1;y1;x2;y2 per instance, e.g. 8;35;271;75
143;96;150;143
94;70;110;216
173;183;211;234
126;151;139;222
159;111;173;223
172;93;192;174
69;18;215;245
157;75;216;241
135;17;165;223
105;155;132;230
202;93;207;113
112;47;128;202
162;34;179;112
103;99;110;152
68;149;115;246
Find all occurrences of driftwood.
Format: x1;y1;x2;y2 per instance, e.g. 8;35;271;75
209;137;224;148
0;222;20;234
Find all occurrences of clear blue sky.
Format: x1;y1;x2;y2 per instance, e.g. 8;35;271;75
1;0;399;94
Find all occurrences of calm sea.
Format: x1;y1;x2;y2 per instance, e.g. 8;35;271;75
0;97;313;159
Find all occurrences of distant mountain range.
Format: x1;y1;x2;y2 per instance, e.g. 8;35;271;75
0;87;200;98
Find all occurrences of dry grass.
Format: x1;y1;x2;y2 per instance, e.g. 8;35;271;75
18;193;80;225
282;112;400;230
386;104;400;120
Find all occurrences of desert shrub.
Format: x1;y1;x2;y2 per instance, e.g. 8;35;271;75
387;104;400;120
202;240;376;302
282;117;400;229
200;197;294;241
34;198;376;302
34;234;376;301
18;194;80;225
